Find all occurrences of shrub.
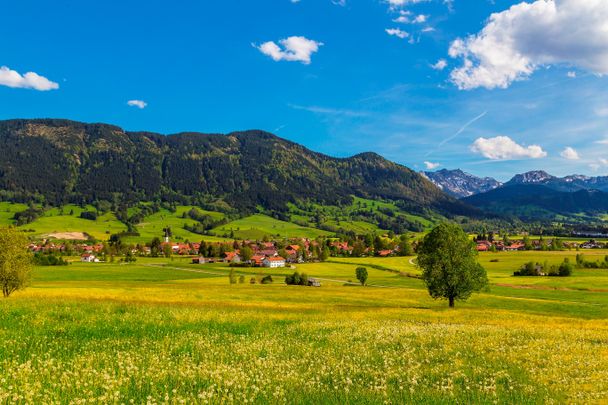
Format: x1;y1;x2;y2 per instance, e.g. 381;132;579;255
261;275;273;284
80;211;98;221
285;272;309;286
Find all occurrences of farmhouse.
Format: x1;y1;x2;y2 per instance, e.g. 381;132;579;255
263;256;286;268
223;252;241;263
250;254;266;267
80;253;99;263
377;249;393;257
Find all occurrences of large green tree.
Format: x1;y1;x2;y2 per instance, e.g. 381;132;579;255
417;223;488;308
0;227;32;298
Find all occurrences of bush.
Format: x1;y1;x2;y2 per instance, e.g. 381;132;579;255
558;259;573;277
261;275;273;284
80;211;98;221
285;272;309;286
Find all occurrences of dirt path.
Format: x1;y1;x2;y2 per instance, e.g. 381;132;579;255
145;263;404;288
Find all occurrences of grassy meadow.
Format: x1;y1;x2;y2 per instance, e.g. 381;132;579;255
2;251;608;403
210;214;331;240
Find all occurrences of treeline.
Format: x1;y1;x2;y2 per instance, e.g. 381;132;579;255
514;259;573;277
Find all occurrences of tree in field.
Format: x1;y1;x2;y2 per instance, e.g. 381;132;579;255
150;237;162;257
320;246;329;261
417;223;488;308
356;267;368;286
0;227;32;298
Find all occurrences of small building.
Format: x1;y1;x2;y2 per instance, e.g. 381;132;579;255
223;252;242;263
262;256;286;268
81;253;99;263
192;257;214;264
377;249;393;257
307;278;321;287
250;254;266;267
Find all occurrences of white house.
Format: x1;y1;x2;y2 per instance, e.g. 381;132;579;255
81;253;99;263
262;256;286;268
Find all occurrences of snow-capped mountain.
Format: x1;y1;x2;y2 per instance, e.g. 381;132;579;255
423;169;503;198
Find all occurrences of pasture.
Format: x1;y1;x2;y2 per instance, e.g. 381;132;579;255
210;214;331;240
2;250;608;403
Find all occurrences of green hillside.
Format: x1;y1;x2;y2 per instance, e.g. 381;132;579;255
126;206;228;244
16;204;126;240
210;214;331;239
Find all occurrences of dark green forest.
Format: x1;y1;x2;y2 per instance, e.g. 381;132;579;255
0;119;478;220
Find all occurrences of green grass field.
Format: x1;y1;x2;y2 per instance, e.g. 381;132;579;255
125;206;229;244
2;251;608;403
210;213;331;239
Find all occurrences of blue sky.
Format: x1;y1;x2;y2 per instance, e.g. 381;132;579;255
1;0;607;181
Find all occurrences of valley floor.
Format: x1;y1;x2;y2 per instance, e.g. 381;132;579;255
2;252;608;403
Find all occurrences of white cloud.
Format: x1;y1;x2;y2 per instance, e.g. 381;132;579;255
471;136;547;160
386;0;431;7
413;14;427;23
567;71;576;78
0;65;59;91
424;161;441;169
385;28;409;39
595;107;608;117
255;36;322;64
431;59;447;70
127;100;147;109
590;158;608;171
449;0;608;90
560;146;580;160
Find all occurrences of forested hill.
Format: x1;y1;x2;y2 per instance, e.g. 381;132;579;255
0;119;476;217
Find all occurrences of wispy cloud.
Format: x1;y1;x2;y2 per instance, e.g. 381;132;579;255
426;111;487;157
127;100;147;109
288;104;367;117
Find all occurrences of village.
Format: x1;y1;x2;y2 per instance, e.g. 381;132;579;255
25;232;608;267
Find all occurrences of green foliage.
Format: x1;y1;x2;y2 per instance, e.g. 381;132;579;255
355;267;368;286
240;246;253;262
260;275;273;284
0;227;32;297
285;272;308;286
575;254;608;269
32;253;68;266
514;258;573;277
417;223;488;307
229;268;237;284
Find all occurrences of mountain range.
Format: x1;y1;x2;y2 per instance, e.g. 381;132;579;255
425;169;608;222
423;169;503;198
425;169;608;198
0;119;475;219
